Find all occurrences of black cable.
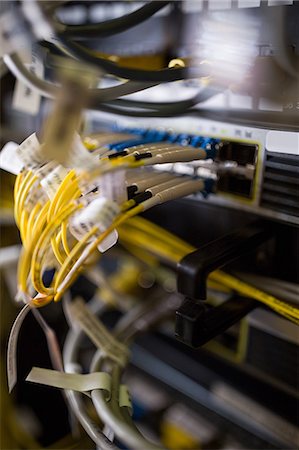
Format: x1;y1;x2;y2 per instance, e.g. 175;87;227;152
91;86;223;117
34;0;205;82
55;35;192;82
56;1;170;39
108;86;222;111
88;101;299;128
93;102;194;117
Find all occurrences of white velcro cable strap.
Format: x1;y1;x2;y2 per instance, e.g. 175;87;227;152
17;133;45;167
0;141;23;175
119;384;133;415
69;196;120;253
70;298;129;368
26;367;112;400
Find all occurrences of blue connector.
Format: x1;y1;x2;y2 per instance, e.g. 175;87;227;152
144;129;168;142
108;128;220;159
190;135;204;147
108;129;169;152
166;133;180;143
175;133;191;145
108;137;153;151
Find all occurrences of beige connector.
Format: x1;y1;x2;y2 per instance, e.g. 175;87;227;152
132;172;175;193
143;147;206;165
145;176;187;196
142;179;205;211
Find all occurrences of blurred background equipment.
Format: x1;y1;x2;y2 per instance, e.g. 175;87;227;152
0;1;298;449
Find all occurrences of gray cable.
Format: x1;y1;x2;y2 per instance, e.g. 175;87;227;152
91;388;163;450
90;351;163;450
63;291;179;450
88;295;181;450
63;300;117;450
3;53;158;103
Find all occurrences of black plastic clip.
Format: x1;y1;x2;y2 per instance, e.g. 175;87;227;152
177;220;271;300
175;220;272;347
175;295;257;348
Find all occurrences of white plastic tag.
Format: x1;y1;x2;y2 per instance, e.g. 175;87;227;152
100;170;127;204
26;367;112;400
40;165;69;199
0;141;23;175
98;230;118;253
70;197;119;253
70;197;119;238
34;161;57;179
64;134;97;171
17;133;45;167
12;53;44;115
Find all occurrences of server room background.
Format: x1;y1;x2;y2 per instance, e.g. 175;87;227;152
0;1;298;450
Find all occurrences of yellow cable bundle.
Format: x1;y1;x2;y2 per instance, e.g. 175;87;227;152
12;148;299;325
118;216;299;325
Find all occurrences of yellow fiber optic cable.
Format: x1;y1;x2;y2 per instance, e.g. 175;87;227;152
212;271;299;322
61;220;71;255
18;200;51;292
26;202;42;244
47;169;77;221
50;234;66;266
31;201;50;238
19;209;29;245
54;183;81;216
17;172;38;220
118;226;183;264
53;225;99;294
118;218;299;324
14;170;32;225
54;204;144;302
31;203;81;294
14;170;24;204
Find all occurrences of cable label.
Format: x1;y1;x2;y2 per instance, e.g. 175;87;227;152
70;197;120;253
69;298;129;367
26;367;112;400
17;133;46;168
41;165;69;199
12;51;44;116
24;182;47;210
63;134;97;171
99;170;127;204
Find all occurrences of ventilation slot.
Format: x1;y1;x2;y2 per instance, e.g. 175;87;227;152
261;152;299;217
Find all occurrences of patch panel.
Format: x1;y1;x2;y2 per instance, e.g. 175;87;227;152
114;127;257;200
88;112;298;225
